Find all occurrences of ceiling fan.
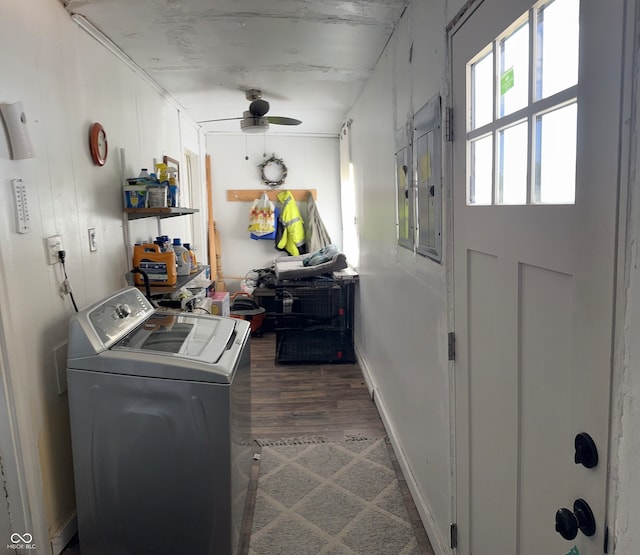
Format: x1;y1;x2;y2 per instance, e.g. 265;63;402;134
198;89;302;133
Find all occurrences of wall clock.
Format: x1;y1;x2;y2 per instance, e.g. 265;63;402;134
89;122;108;166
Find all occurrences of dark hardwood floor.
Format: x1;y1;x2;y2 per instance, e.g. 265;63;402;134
241;332;435;554
249;332;387;442
62;330;434;554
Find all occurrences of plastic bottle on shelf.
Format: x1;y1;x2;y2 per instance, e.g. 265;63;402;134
155;236;172;253
167;167;180;207
184;243;197;273
155;163;168;183
138;168;150;179
172;238;191;276
132;243;177;286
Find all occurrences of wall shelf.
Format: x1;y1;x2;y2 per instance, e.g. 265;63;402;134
132;265;211;295
125;207;199;220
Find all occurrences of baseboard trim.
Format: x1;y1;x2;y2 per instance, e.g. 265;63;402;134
355;346;376;400
356;347;452;555
50;512;77;555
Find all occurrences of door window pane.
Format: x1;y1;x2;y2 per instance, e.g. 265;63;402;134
470;135;493;205
499;22;529;117
536;0;579;100
471;51;494;130
465;0;579;207
498;121;528;204
534;103;577;204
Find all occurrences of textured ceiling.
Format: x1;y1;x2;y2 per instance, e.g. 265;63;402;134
62;0;408;135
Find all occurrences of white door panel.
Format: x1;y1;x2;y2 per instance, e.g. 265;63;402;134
466;251;519;553
450;0;627;553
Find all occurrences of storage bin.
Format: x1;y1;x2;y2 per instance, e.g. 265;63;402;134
230;292;266;337
123;185;147;208
146;184;168;208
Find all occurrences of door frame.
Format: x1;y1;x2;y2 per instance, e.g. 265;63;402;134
0;281;31;546
444;3;482;550
444;0;637;552
445;4;485;552
606;0;638;548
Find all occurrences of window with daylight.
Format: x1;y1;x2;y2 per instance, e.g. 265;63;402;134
467;0;579;205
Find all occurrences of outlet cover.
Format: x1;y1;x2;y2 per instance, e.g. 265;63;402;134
45;234;62;265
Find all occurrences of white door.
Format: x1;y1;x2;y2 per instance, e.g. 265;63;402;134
450;0;628;553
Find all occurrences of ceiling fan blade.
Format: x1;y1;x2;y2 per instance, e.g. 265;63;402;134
197;116;243;124
267;116;302;126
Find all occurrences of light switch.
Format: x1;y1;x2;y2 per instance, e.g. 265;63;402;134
88;228;97;252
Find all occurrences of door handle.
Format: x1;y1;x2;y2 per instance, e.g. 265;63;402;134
574;432;598;468
555;499;596;540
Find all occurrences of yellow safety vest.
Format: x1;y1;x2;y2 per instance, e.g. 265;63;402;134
276;190;306;256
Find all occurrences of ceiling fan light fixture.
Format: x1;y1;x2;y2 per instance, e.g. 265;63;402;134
241;115;269;133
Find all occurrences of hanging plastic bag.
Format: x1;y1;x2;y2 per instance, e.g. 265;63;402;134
251;205;279;241
248;192;275;236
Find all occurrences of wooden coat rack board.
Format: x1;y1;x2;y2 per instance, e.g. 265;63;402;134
226;189;317;202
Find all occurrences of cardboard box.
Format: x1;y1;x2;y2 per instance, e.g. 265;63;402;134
209;291;230;317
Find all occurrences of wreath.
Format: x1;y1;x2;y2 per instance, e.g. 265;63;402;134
258;155;288;188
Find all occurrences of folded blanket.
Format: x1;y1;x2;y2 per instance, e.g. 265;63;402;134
303;244;339;266
274;250;347;280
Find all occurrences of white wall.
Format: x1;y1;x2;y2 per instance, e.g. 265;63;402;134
611;7;640;547
206;133;341;291
4;0;640;554
346;1;464;552
612;184;640;553
0;0;204;550
351;1;640;554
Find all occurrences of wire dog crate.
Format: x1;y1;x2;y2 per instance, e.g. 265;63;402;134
275;277;355;364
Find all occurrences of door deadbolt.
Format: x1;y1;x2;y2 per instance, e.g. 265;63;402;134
555;499;596;540
574;432;598;468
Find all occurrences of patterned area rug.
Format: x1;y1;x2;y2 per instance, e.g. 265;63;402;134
248;437;421;555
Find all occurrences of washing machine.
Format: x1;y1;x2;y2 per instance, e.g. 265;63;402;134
66;286;252;555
